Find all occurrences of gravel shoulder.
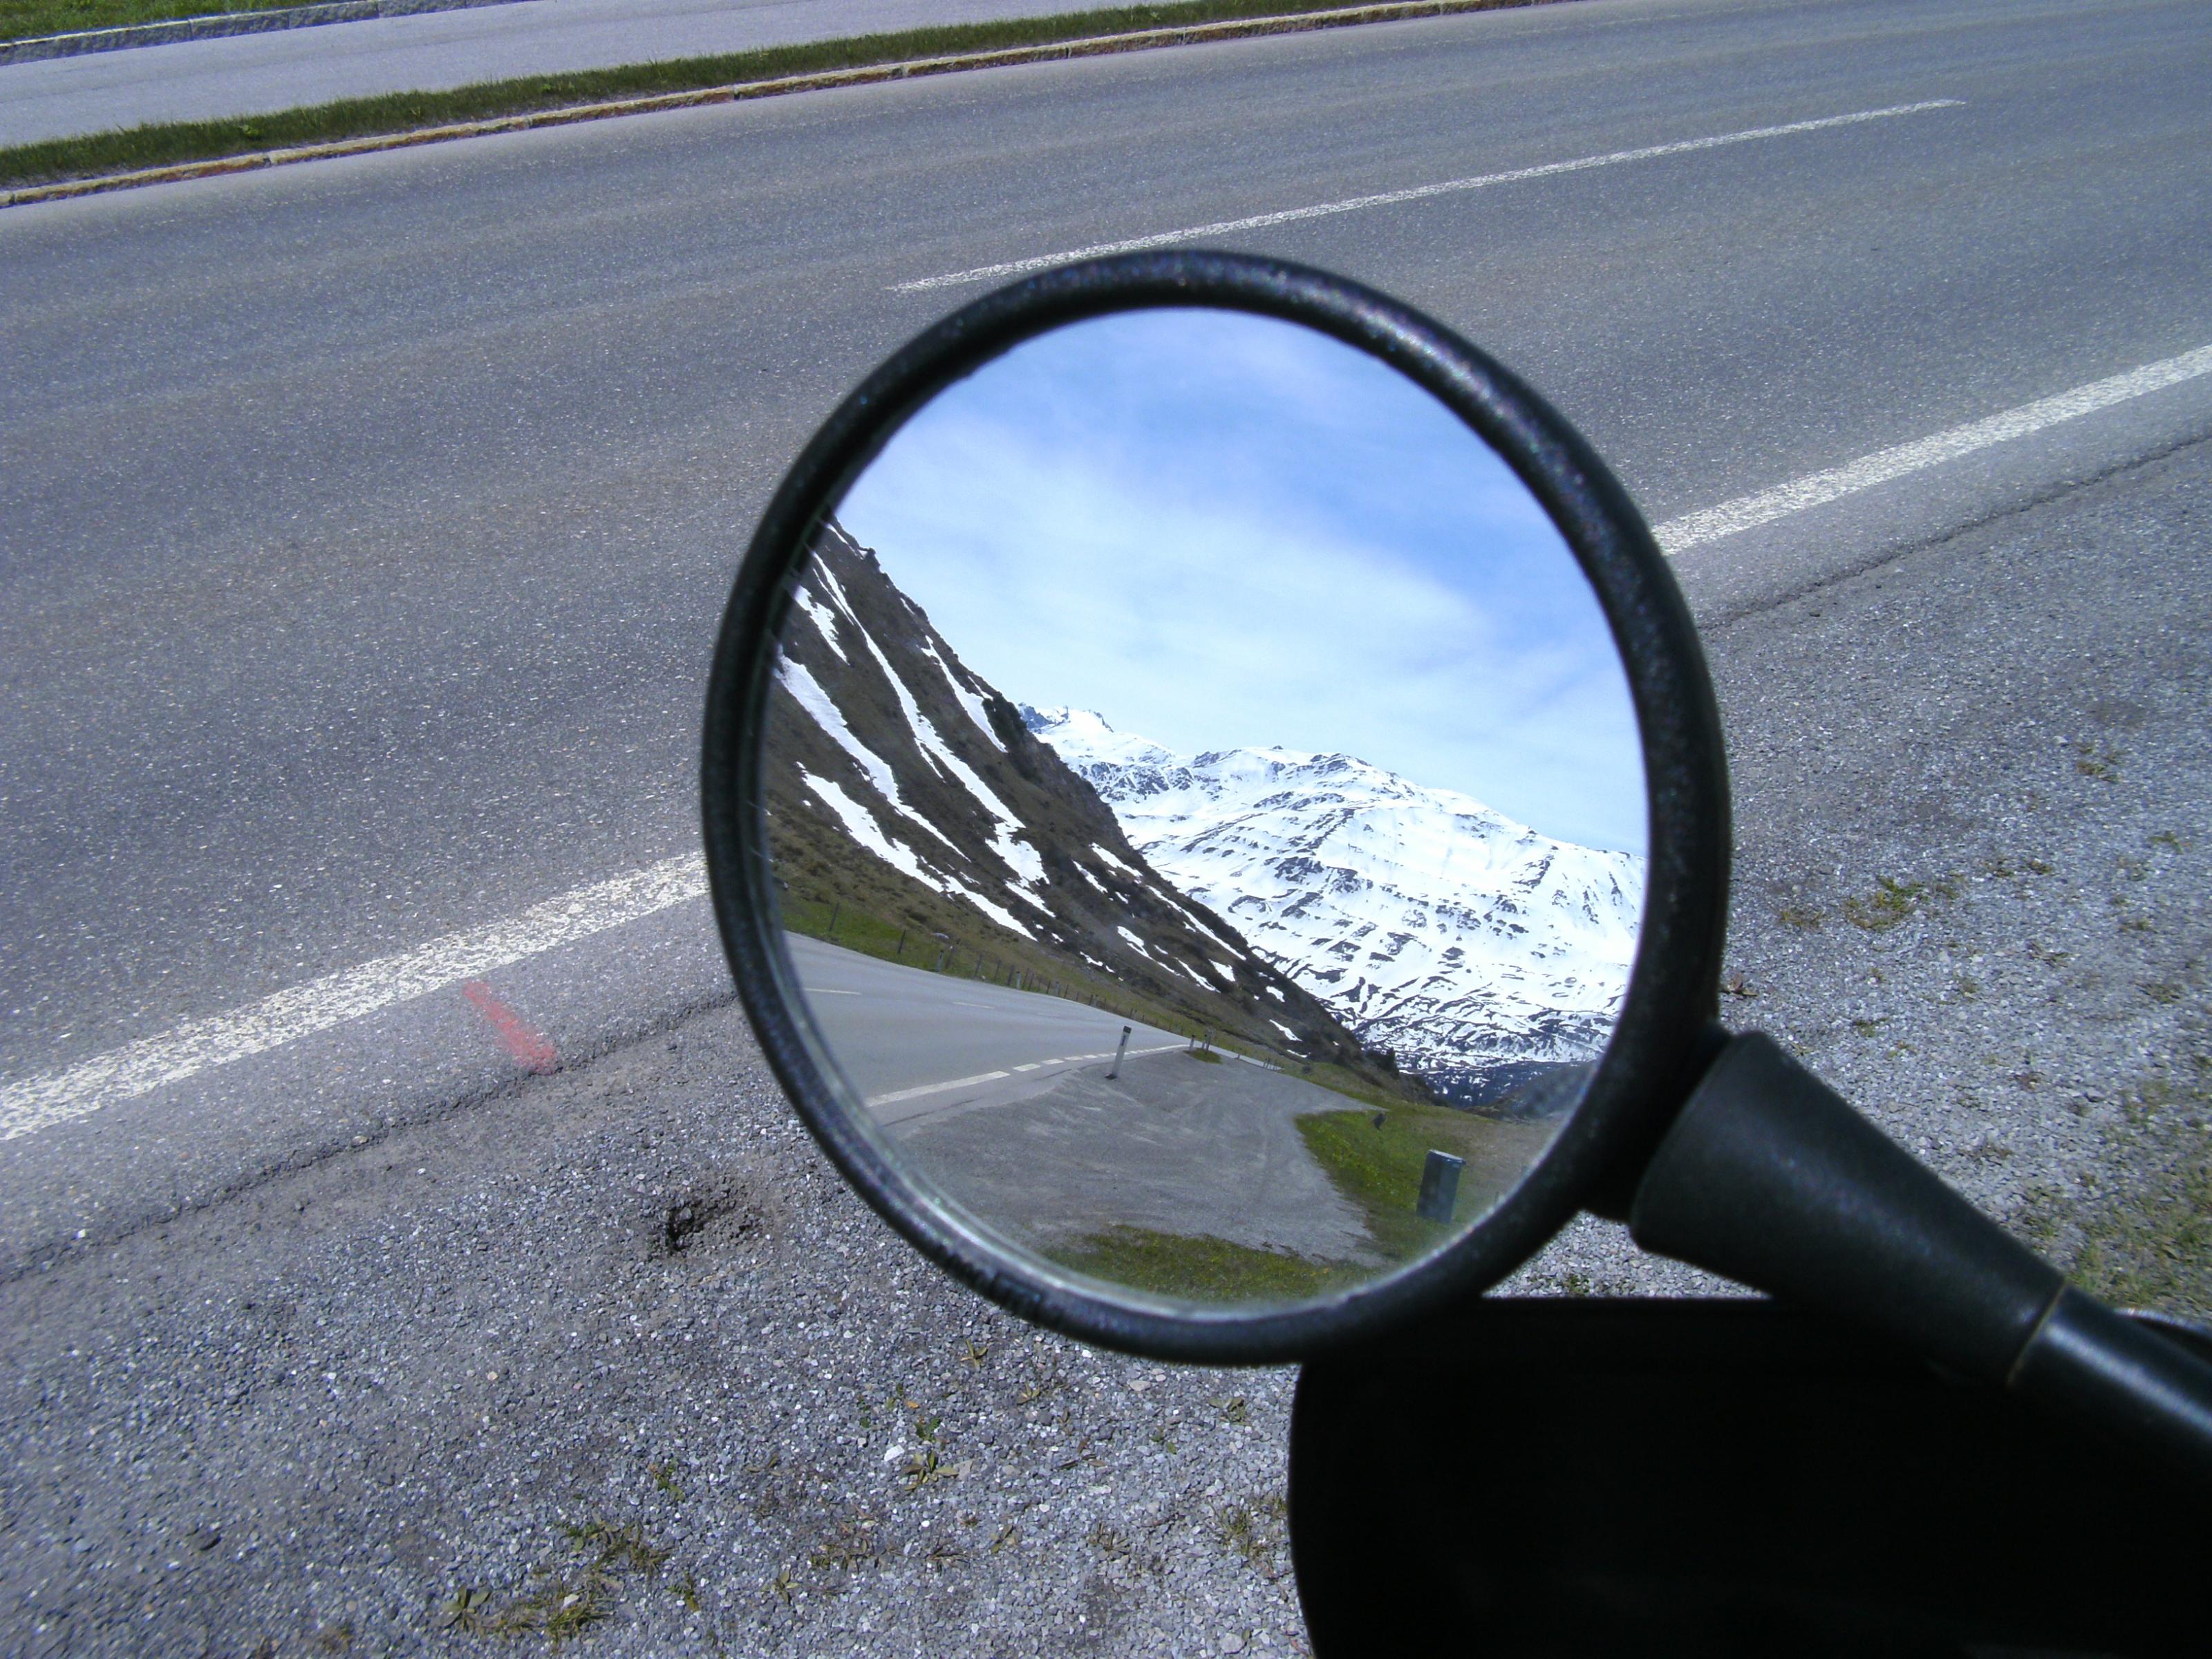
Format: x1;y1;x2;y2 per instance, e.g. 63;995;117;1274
3;439;2208;1655
2;1011;1309;1658
1510;433;2212;1307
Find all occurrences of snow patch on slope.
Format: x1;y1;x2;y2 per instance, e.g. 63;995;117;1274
852;630;1044;888
778;658;960;856
791;588;846;660
798;769;929;886
922;640;1003;751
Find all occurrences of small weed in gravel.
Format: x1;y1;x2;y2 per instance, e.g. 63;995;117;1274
1015;1362;1066;1405
2018;1074;2212;1319
1215;1495;1287;1576
1844;877;1928;932
807;1514;883;1574
900;1447;949;1492
2072;739;2123;781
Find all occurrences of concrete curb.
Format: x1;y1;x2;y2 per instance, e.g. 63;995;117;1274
0;0;520;66
1;0;1527;207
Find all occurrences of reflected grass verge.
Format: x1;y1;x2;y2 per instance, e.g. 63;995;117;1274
1047;1224;1365;1303
1298;1102;1555;1261
1041;1096;1555;1303
1;0;1558;194
1297;1109;1461;1261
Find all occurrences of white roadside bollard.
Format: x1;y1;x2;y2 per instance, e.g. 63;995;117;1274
1107;1024;1132;1080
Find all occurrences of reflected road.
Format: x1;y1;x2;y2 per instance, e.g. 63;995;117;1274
787;935;1187;1123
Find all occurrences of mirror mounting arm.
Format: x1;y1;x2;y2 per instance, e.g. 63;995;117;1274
1629;1031;2212;1488
1576;1018;1731;1224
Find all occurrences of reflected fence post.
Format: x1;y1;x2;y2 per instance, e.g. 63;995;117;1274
1416;1151;1465;1222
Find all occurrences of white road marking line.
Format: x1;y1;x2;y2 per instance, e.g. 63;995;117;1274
77;367;2185;1141
34;347;2195;1146
1655;344;2212;554
868;1069;1011;1106
805;987;863;995
863;1042;1183;1107
894;100;1962;293
0;852;707;1143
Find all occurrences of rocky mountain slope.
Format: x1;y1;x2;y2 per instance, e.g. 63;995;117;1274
762;520;1375;1071
1024;708;1645;1105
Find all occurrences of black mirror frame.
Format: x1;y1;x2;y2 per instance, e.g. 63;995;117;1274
700;250;1732;1365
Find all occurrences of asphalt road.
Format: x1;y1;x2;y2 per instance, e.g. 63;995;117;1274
786;933;1185;1118
786;940;1526;1279
788;939;1370;1271
901;1046;1382;1266
3;0;2212;1647
0;0;1109;147
3;0;2209;1272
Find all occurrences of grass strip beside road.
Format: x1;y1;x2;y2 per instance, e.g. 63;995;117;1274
0;0;1555;198
2;0;298;44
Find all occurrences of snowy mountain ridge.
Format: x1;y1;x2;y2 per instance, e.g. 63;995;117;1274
760;521;1378;1072
1022;706;1645;1103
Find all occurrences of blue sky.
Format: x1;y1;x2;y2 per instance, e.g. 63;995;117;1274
835;308;1646;855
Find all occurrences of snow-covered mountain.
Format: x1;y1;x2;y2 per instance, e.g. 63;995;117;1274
1023;707;1644;1106
760;520;1379;1074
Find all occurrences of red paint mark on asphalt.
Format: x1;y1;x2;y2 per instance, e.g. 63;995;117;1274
461;980;559;1074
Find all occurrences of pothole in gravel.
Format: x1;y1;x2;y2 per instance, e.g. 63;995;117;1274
653;1178;777;1258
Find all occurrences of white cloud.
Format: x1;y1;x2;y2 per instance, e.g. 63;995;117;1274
835;309;1644;854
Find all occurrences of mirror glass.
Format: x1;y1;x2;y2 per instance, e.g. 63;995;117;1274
760;308;1644;1311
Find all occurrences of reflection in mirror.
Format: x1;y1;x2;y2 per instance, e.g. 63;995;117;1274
760;308;1644;1310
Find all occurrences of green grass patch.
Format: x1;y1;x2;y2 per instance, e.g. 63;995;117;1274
1047;1223;1362;1303
440;1515;668;1645
1288;1054;1432;1112
1296;1107;1461;1260
2;0;301;46
2;0;1539;192
1842;875;1927;932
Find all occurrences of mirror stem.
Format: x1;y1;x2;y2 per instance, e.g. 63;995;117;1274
1629;1032;2212;1488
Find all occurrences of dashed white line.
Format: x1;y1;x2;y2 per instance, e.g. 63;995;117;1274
0;852;706;1143
1655;344;2212;554
867;1069;1013;1107
863;1043;1182;1108
894;100;1962;293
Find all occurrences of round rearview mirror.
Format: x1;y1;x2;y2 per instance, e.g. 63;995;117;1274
704;254;1728;1362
